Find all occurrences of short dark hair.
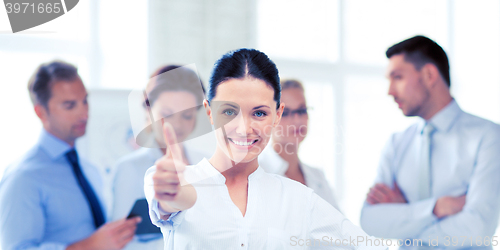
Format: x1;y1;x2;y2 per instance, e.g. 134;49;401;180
208;48;281;109
386;35;450;87
27;60;80;108
145;65;206;108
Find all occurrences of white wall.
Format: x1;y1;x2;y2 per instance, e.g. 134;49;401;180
148;0;257;82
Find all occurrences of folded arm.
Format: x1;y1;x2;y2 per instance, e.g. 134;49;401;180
415;133;500;246
360;134;437;239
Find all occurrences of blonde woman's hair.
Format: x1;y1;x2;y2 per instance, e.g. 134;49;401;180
280;79;304;91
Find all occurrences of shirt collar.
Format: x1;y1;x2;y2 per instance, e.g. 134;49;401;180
197;158;264;184
194;158;226;184
248;165;264;181
38;129;73;160
422;99;462;133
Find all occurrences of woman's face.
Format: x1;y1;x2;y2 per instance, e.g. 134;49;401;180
205;77;283;164
151;91;198;144
272;88;308;145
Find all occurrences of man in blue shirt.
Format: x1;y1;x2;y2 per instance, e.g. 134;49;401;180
360;36;500;249
0;61;141;250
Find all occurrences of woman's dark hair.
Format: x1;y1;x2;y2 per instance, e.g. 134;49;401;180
386;35;450;87
145;65;206;108
27;60;79;108
208;48;281;109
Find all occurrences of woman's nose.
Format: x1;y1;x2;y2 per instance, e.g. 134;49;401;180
234;114;252;136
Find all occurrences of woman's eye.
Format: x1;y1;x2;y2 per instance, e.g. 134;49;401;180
254;111;267;118
223;109;236;116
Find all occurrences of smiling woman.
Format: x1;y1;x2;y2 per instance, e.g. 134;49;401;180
143;48;386;250
207;77;278;167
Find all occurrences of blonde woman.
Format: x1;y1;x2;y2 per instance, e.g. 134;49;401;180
258;79;339;210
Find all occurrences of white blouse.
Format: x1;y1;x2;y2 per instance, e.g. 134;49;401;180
144;158;384;249
258;145;340;211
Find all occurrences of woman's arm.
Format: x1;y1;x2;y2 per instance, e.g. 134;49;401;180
152;122;197;217
155;183;196;219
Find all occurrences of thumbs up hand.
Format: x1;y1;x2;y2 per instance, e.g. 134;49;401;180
152;121;197;214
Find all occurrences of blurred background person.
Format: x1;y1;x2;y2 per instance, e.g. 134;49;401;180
111;65;209;250
258;79;339;210
360;36;500;248
0;60;140;250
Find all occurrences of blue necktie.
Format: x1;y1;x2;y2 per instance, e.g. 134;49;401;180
65;149;105;228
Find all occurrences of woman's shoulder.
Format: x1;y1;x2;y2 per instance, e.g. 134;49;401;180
183;158;225;185
254;170;322;217
259;169;315;197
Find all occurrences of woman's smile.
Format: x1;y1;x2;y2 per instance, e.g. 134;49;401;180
227;137;260;149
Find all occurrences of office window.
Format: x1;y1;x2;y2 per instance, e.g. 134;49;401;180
452;0;500;123
258;0;339;62
99;0;148;89
343;0;449;65
343;75;416;222
299;81;337;186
